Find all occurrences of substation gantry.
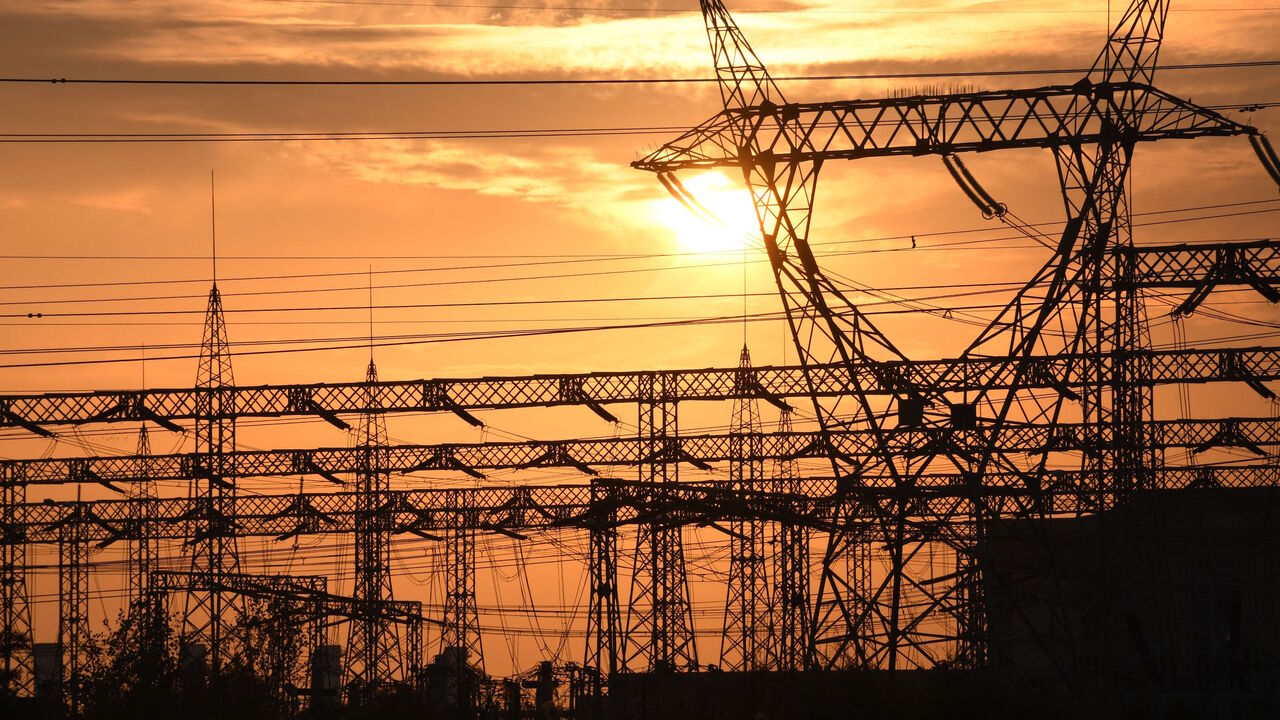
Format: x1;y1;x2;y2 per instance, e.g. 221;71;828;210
1;0;1280;706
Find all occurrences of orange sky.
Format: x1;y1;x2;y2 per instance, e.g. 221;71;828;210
1;0;1279;676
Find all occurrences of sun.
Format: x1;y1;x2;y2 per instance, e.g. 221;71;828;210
651;171;759;253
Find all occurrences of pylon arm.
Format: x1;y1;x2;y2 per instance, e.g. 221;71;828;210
633;82;1250;173
0;410;52;438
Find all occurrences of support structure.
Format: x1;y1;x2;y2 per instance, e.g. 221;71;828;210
442;490;483;669
772;407;809;671
157;571;325;695
129;425;160;616
720;346;769;670
624;374;697;671
344;357;407;696
633;0;1266;672
182;282;242;670
0;466;33;697
9;333;1280;435
583;479;620;700
55;501;90;712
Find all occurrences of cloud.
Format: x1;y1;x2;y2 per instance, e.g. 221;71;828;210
295;138;658;218
73;188;153;214
16;0;1272;80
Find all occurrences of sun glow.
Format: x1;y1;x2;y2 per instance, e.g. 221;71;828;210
651;171;759;253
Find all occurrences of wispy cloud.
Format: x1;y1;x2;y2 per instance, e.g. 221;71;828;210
73;188;154;214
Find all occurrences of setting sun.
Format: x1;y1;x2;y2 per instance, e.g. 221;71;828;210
651;171;759;252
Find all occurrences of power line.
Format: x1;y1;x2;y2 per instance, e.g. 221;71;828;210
3;201;1274;310
264;0;1280;15
0;287;1025;357
0;200;1272;266
2;286;1273;366
4;60;1278;87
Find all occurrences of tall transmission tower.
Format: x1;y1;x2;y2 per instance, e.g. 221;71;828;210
635;0;1264;671
344;347;407;695
183;196;243;668
720;345;769;671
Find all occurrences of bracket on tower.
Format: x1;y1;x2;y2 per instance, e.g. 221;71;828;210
1;410;52;438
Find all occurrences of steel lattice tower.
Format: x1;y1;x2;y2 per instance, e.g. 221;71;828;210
625;374;698;671
129;425;159;610
344;357;407;696
771;407;809;671
55;500;90;712
719;345;769;670
182;282;242;669
583;478;620;701
0;464;34;697
635;0;1260;671
442;489;483;669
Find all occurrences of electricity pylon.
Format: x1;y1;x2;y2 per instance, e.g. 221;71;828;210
635;0;1266;671
720;346;769;670
345;355;408;696
182;280;243;670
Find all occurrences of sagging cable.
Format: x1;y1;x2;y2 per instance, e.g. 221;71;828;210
1249;133;1280;192
942;154;1007;219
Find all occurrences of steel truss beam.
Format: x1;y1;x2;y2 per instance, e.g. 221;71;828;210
4;338;1280;432
4;464;1275;545
6;417;1280;488
632;87;1249;175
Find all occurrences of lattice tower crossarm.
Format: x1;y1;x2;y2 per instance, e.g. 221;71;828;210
16;417;1280;489
12;464;1278;545
10;317;1280;432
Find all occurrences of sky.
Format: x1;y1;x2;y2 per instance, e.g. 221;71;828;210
1;0;1279;676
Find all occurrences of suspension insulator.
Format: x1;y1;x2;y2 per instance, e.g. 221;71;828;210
658;171;719;224
1249;134;1280;192
942;154;1007;219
